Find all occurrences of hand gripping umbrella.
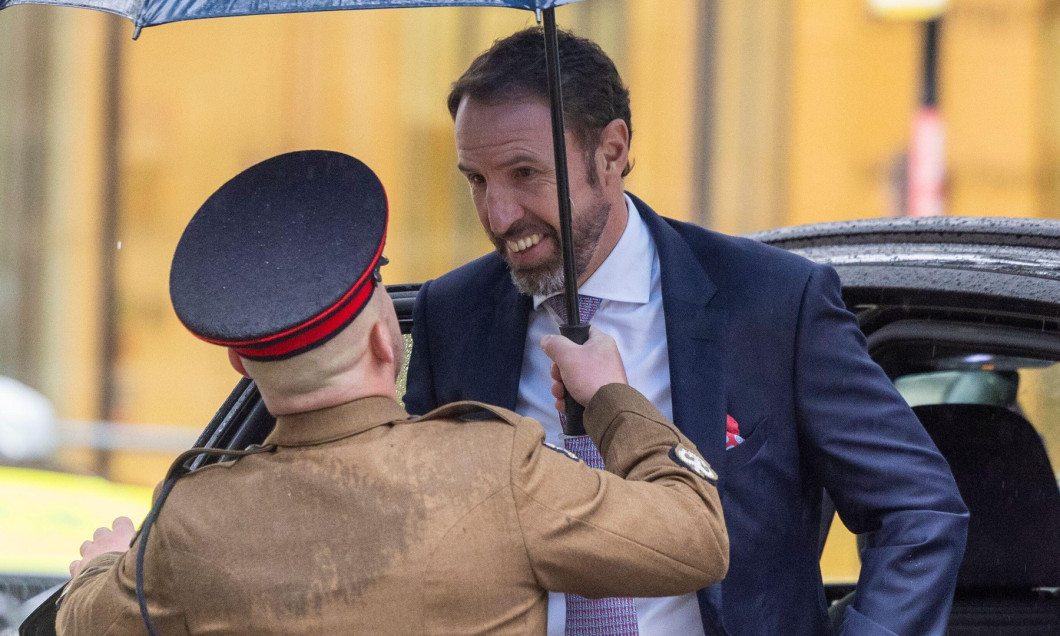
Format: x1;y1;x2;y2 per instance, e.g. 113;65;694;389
0;0;595;435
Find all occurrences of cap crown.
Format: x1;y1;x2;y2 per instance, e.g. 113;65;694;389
170;150;388;359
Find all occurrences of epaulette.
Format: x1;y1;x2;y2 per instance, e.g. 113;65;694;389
135;444;277;543
168;443;277;479
416;401;523;426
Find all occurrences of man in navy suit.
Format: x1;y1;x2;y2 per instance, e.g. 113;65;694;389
404;28;968;636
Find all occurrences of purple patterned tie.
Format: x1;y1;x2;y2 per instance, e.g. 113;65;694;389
543;293;602;327
561;436;639;635
544;294;640;635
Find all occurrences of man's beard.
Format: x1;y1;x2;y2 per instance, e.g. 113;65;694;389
489;191;611;297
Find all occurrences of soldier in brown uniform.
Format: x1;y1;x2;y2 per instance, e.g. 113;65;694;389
56;151;728;635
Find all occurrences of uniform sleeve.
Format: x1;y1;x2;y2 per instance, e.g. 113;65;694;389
510;383;729;598
403;279;438;416
57;509;187;634
794;264;969;636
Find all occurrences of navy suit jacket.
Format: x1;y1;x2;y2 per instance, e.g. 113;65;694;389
404;195;968;635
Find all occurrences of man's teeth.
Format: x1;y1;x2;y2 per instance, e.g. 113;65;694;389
507;234;542;253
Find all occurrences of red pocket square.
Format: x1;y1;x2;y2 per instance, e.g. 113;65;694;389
726;414;744;450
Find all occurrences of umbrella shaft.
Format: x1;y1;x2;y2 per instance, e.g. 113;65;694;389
542;9;580;326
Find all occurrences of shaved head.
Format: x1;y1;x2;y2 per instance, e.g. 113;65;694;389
239;287;403;414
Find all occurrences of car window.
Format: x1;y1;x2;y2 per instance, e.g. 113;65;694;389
895;358;1060;476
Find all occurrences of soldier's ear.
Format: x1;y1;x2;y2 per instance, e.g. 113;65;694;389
369;322;396;367
227;348;250;378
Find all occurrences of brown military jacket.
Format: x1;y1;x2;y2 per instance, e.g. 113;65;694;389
57;384;727;635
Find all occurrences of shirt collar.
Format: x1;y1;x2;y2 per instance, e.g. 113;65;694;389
265;396;410;447
533;194;654;309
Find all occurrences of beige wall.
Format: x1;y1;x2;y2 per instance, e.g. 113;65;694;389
787;0;922;225
945;0;1057;217
2;1;1059;491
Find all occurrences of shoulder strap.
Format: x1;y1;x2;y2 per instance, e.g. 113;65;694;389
136;444;276;636
417;401;523;426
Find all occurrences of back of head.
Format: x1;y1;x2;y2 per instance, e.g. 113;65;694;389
448;27;633;176
169;150;395;413
238;286;403;413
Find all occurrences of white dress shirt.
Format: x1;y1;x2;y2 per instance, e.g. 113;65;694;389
516;195;707;636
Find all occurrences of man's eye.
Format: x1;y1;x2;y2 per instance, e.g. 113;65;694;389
466;174;485;186
514;167;535;179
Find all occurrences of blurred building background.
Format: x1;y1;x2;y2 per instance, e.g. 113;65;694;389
1;0;1059;577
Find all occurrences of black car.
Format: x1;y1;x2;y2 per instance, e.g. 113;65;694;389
19;216;1060;634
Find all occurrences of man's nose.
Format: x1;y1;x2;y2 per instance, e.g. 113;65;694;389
484;185;523;236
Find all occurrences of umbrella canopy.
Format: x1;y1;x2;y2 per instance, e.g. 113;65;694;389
0;0;584;29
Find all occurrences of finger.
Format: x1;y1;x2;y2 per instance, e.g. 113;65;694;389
550;362;563;383
540;333;577;362
550;380;565;401
93;526;109;542
80;540;93;557
113;516;135;534
69;560;81;577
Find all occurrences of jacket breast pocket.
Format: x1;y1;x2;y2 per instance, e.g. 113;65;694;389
724;417;768;473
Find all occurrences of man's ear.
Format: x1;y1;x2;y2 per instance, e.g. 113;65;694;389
227;348;250;378
369;322;396;366
597;118;630;178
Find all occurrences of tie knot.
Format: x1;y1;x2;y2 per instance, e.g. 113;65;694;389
544;294;602;326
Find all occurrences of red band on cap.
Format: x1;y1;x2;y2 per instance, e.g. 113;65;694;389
232;278;375;359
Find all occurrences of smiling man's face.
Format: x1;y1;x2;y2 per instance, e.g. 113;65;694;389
454;96;620;297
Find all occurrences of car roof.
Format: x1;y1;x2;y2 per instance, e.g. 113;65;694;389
747;216;1060;322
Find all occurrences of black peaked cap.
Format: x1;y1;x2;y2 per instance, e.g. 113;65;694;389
170;150;388;360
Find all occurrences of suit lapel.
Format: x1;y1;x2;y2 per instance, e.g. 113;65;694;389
631;195;729;473
470;269;531;411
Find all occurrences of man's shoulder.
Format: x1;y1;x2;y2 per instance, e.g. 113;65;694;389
430;252;508;290
668;216;814;273
629;193;816;275
640;209;820;297
406;402;541;461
